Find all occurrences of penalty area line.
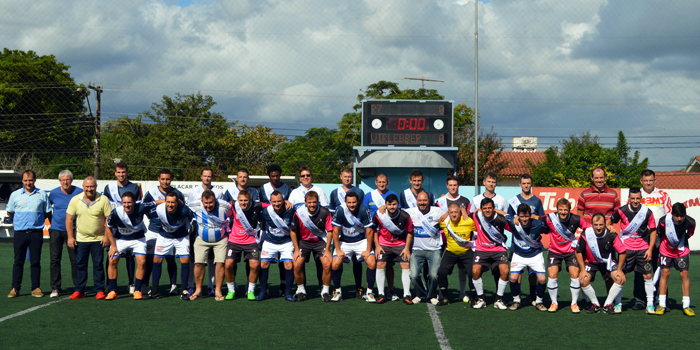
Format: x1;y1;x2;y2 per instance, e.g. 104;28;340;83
0;296;70;323
427;303;452;350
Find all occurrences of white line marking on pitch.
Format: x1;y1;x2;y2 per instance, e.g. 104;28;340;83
0;296;70;323
427;304;452;350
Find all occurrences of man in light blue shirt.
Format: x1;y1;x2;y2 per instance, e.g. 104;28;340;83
48;169;83;297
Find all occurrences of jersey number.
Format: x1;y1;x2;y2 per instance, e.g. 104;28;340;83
660;257;667;265
585;265;591;272
550;258;554;265
475;256;480;262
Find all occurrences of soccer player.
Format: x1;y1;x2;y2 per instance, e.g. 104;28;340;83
223;168;260;203
225;190;263;300
508;204;548;311
290;191;333;301
289;166;329;209
610;187;657;314
400;169;435;209
435;202;474;306
142;169;184;296
257;191;297;301
188;190;232;301
259;164;293;204
470;198;512;309
541;198;589;313
469;171;507;215
145;192;194;301
47;170;82;298
374;194;414;304
186;168;224;203
330;191;375;301
103;162;142;294
362;174;398;218
104;192;152;300
576;213;627;314
405;192;445;304
655;203;696;316
329;167;365;213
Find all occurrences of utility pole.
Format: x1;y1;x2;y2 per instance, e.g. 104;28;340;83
404;77;444;89
88;84;102;179
474;0;479;196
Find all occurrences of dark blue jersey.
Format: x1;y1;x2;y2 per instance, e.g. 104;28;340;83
399;188;435;209
223;186;260;203
259;182;292;204
507;218;548;258
328;186;365;213
332;204;373;243
146;203;193;239
506;194;545;220
259;206;296;245
142;187;185;232
103;181;142;204
107;202;154;240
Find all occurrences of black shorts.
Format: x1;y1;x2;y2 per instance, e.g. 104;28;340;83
584;262;618;282
299;239;326;261
547;251;578;270
473;250;508;269
623;249;653;274
439;250;474;276
226;242;260;262
377;245;408;263
659;253;690;271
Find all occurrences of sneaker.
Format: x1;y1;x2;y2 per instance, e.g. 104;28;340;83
463;295;471;304
247;291;255;301
129;284;135;295
284;293;296;302
655;306;667;315
412;296;422;304
180;291;190;301
50;289;60;298
225;291;235;300
133;291;143;300
322;292;331;302
31;288;44;298
683;307;695;317
403;296;414;305
632;302;646;311
356;287;364;299
571;304;581;314
69;291;85;300
95;291;106;300
472;298;486;309
548;304;559;313
603;304;617;314
587;304;601;314
614;303;622;314
494;299;507;310
105;291;118;300
646;304;655;315
143;288;161;300
390;292;399;301
255;292;268;301
535;303;548;312
187;287;194;295
366;292;376;303
430;298;439;305
7;288;18;298
509;302;520;311
208;288;216;297
436;298;449;306
579;299;590;310
376;294;387;304
169;285;179;296
295;293;307;302
531;300;537;307
331;290;343;302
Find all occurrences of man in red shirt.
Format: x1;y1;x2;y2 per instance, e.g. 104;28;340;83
577;167;620;226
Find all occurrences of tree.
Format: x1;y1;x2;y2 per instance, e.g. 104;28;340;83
218;123;287;176
454;126;508;185
274;127;353;183
527;131;648;188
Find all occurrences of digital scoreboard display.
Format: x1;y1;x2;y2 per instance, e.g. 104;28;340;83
362;100;453;147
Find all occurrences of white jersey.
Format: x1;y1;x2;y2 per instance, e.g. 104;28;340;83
404;206;446;251
288;185;329;208
187;185;224;205
469;193;507;214
640;187;672;225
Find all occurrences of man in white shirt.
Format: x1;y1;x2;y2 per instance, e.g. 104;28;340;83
288;166;329;209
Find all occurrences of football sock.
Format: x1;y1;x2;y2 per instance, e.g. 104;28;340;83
144;257;154;285
570;278;581;306
683;296;690;309
510;281;521;303
353;259;362;289
285;269;294;293
458;267;466;296
497;279;508;297
332;269;342;289
644;279;654;305
259;268;269;293
529;283;536;300
168;260;177;285
376;269;386;295
227;282;235;292
247;282;255;294
180;262;190;291
402;269;411;297
188;261;195;288
278;263;286;288
604;283;623;306
322;285;330;294
474;278;484;297
659;294;667;308
367;268;376;291
208;259;215;289
126;255;135;285
296;284;306;294
536;282;546;300
547;278;558;305
152;262;162;286
134;278;143;291
582;285;599;306
615;285;623;305
108;279;117;291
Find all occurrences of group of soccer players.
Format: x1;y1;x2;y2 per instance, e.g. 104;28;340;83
71;163;697;316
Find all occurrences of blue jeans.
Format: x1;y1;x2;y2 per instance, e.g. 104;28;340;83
74;241;105;293
410;249;442;299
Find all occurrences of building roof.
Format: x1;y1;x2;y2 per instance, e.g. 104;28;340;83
499;151;546;178
686;156;700;172
655;171;700;189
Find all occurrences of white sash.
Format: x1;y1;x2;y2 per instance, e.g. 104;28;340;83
378;210;404;237
513;223;542;249
108;182;122;206
436;196;448;209
199;206;227;232
148;186;166;201
266;206;290;236
156;204;187;233
416;210;439;237
477;211;506;245
584;227;614;270
444;217;473;248
263;183;275;202
370;190;385;208
227;187;241;201
234;201;258;236
115;206;146;235
403;189;417;208
665;214;685;251
620;205;649;241
297;205;327;241
341;204;365;233
508;196;522;213
548;213;578;248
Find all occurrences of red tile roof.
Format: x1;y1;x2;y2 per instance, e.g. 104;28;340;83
655;171;700;189
499;151;546;177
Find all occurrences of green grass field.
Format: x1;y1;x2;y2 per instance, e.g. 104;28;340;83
0;243;698;349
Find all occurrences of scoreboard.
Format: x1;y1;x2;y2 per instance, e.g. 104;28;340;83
361;100;453;147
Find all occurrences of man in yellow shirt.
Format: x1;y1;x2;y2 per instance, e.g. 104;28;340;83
66;177;112;300
435;202;476;305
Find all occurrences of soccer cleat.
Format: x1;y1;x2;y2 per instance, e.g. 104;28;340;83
683;307;695;317
646;305;655;314
436;298;450;306
105;291;118;300
208;288;216;297
322;293;331;302
187;287;194;295
7;288;18;298
535;303;548;312
472;298;486;309
31;288;44;298
463;295;471;304
254;292;268;301
614;303;622;314
571;304;581;314
279;284;286;297
602;304;616;314
295;293;307;302
143;288;161;300
180;290;190;301
587;304;601;314
548;304;559;313
579;299;590;310
247;291;255;301
376;294;387;304
331;291;343;302
531;300;537;307
95;291;106;300
50;289;60;298
494;299;507;310
390;292;399;301
169;284;179;296
430;298;439;305
509;302;520;311
632;302;646;311
655;306;667;315
225;291;235;300
285;293;296;302
69;291;86;300
356;287;364;299
366;292;377;303
129;284;135;295
133;291;143;300
412;296;422;304
403;296;414;305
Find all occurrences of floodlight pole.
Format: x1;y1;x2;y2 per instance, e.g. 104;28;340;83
474;0;479;196
88;84;102;179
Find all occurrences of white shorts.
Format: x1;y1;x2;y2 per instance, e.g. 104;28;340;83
145;230;158;255
333;239;374;263
155;235;190;258
510;252;546;275
261;241;294;262
113;237;147;258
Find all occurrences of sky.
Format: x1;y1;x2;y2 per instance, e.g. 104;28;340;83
1;0;698;171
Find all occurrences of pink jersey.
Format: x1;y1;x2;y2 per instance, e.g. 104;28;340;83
473;213;510;252
612;204;656;251
373;211;413;247
658;214;695;258
578;230;625;264
542;214;590;255
228;203;265;245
